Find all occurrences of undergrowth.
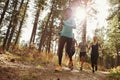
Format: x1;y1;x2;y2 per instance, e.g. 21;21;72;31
108;66;120;80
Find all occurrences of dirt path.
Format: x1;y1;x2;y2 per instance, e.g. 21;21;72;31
35;65;109;80
0;53;109;80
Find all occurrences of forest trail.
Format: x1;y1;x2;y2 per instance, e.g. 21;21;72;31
0;52;109;80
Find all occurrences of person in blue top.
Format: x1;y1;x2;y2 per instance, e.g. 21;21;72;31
55;8;76;71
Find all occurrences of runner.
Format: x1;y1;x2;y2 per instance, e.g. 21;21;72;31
55;8;76;71
88;36;101;73
79;37;88;71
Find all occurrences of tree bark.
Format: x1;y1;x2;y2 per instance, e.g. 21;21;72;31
38;5;53;52
2;20;12;50
6;12;18;50
116;47;120;66
14;0;29;45
0;0;10;26
29;7;41;45
6;0;18;50
2;0;18;50
47;15;54;53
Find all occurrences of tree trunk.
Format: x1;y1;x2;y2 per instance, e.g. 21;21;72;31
0;0;10;26
47;15;54;53
117;55;120;66
13;0;24;45
116;47;120;66
82;20;87;41
2;20;12;50
14;0;29;45
6;12;18;50
2;0;18;50
6;0;18;50
29;7;41;45
38;5;53;52
82;1;87;42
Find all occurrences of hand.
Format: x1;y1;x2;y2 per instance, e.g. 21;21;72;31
61;21;64;25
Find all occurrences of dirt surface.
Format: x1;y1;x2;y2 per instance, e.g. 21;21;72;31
0;52;109;80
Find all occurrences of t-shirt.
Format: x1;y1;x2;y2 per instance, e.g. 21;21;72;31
79;42;87;52
60;16;76;38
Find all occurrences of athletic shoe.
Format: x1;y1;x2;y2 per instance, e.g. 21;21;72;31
92;69;95;73
68;61;73;70
55;65;62;71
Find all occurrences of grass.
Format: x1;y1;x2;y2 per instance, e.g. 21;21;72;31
0;45;110;80
22;73;38;80
0;45;107;71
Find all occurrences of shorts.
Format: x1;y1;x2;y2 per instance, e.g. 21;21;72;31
80;52;86;58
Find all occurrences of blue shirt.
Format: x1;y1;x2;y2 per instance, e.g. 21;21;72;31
60;17;76;38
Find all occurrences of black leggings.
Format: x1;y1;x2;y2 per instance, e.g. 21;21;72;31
57;36;72;66
65;47;75;61
91;54;99;70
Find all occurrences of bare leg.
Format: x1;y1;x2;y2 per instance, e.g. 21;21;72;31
80;56;85;71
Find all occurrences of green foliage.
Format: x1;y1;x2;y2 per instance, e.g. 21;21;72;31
55;0;68;8
36;64;42;69
107;0;120;22
22;73;38;80
22;56;34;62
108;66;120;80
0;0;6;3
0;30;2;44
35;0;47;8
106;0;120;58
108;0;119;6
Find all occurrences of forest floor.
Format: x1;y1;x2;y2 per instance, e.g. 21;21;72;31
0;51;110;80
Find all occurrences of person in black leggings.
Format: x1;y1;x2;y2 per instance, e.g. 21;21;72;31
89;36;101;73
55;8;76;71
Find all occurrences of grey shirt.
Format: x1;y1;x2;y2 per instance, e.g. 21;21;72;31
79;42;87;52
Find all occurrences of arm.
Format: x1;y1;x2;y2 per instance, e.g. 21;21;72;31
63;19;76;28
88;43;92;50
